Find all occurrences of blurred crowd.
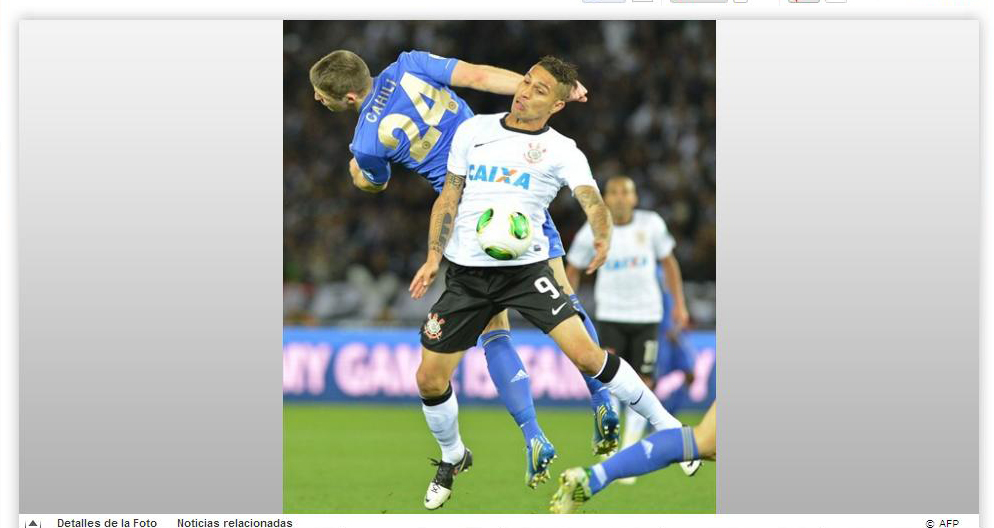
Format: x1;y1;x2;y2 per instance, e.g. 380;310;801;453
284;20;716;327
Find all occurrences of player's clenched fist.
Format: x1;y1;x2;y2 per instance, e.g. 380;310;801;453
567;81;588;103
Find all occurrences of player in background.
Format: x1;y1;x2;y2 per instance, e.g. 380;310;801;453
549;402;716;514
408;56;685;509
565;176;699;481
308;50;620;488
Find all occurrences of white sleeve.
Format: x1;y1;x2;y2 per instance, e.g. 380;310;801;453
446;117;476;176
651;212;676;259
565;223;596;269
557;145;598;194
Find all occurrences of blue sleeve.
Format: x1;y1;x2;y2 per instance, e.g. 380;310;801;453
352;149;392;186
400;50;458;86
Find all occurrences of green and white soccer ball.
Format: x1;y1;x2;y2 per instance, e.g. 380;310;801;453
475;202;533;261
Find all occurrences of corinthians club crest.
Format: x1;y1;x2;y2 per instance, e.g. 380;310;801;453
423;313;446;340
523;142;546;164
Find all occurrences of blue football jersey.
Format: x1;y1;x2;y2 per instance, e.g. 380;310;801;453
349;50;475;192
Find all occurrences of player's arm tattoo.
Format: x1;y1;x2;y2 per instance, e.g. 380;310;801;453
575;185;612;243
427;171;466;258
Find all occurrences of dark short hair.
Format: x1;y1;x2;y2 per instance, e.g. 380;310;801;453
536;56;578;100
309;50;372;99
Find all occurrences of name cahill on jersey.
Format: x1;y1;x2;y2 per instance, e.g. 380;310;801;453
363;78;398;124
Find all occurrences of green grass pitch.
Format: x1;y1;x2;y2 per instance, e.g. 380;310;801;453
284;403;715;514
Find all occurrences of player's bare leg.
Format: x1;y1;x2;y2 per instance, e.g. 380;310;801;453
417;347;473;510
692;402;716;460
546;316;681;433
549;258;576;297
483;309;510;333
479;309;557;488
548;257;620;455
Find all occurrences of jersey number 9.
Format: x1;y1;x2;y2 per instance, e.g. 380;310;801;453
377;72;459;163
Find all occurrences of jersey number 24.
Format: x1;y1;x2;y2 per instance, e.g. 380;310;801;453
377;73;459;163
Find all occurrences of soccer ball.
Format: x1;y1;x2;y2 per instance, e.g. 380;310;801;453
475;202;533;260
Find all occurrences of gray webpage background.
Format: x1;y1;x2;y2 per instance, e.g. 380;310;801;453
19;20;283;512
716;19;979;513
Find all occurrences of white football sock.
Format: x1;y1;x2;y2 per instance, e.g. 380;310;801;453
422;392;466;464
601;353;682;431
621;403;648;449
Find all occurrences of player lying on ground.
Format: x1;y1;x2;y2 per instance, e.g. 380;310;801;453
550;401;716;514
565;175;699;480
408;56;685;510
309;49;620;487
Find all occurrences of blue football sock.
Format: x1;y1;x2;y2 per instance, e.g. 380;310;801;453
481;330;542;441
589;426;700;495
568;294;611;410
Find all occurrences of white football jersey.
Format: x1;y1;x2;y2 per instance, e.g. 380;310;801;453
566;210;675;323
444;113;598;267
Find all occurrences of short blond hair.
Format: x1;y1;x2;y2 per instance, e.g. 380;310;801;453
309;50;372;99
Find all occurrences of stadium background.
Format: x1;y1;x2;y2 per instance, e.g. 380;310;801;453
283;20;716;514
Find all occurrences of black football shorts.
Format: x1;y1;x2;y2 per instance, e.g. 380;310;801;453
420;261;578;353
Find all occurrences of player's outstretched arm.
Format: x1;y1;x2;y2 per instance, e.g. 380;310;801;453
574;185;612;274
450;61;521;96
661;254;690;330
450;61;588;102
409;171;467;299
